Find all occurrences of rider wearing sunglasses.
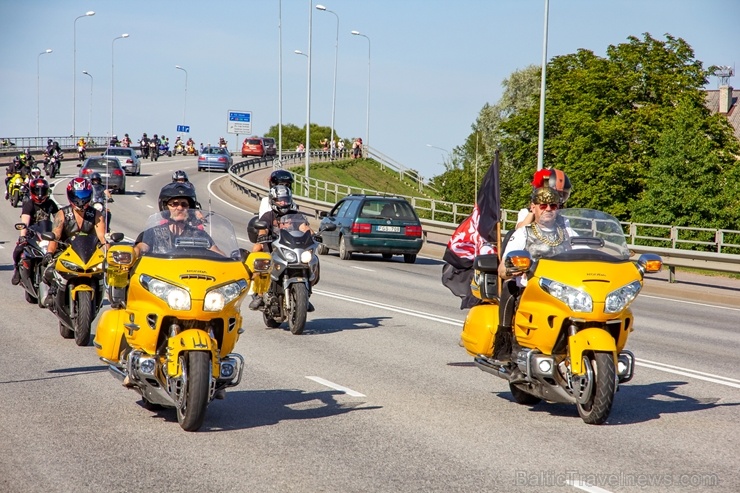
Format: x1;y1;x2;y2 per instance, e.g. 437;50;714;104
516;168;572;229
492;187;578;373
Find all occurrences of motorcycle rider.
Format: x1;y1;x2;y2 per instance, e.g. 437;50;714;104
43;178;109;304
29;167;43;181
5;154;32;199
249;185;311;310
139;133;150;159
258;169;294;217
516;168;573;228
134;183;221;256
150;134;160;161
90;172;113;232
492;187;578;374
10;178;59;285
109;135;119;147
121;134;131;148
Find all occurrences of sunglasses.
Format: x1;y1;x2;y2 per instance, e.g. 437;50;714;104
536;203;560;211
167;200;190;208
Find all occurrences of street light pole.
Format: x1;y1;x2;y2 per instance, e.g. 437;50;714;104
278;0;283;161
175;65;188;124
111;34;129;139
73;11;95;139
351;30;370;153
37;49;52;138
82;71;93;137
316;4;339;157
537;0;550;171
295;49;310;170
305;0;313;186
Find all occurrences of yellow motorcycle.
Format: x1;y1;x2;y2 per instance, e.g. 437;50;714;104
41;231;106;346
7;172;25;208
460;208;662;424
94;210;271;431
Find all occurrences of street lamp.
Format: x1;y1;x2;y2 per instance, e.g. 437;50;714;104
351;30;370;153
295;49;310;176
175;65;188;124
316;4;339;158
37;49;52;138
82;71;93;137
426;144;451;161
73;10;95;138
537;0;550;171
111;33;129;138
305;0;313;186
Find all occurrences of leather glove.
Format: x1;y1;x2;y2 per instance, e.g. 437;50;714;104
43;253;54;265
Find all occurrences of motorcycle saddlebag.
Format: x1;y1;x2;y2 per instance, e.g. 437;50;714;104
470;254;499;301
93;309;128;363
460;302;499;357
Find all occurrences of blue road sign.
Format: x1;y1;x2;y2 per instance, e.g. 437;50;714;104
228;112;251;122
176;125;190;133
227;110;252;134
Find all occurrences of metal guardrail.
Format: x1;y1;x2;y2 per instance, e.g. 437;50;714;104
228;156;740;282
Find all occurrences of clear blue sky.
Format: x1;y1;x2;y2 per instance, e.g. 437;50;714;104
1;0;736;180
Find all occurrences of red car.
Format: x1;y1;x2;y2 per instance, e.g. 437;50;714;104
241;137;266;157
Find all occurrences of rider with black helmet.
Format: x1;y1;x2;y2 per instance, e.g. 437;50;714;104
134;183;216;256
10;178;59;285
258;170;294;217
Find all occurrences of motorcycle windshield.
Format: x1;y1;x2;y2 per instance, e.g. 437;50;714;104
558;208;630;261
138;210;241;261
68;233;101;264
275;213;313;248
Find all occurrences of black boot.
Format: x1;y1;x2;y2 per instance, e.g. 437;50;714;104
491;325;513;365
11;268;20;285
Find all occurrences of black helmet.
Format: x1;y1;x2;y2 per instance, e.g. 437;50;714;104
269;169;294;189
90;172;102;184
157;182;197;211
47;139;52;145
172;170;189;183
269;184;293;216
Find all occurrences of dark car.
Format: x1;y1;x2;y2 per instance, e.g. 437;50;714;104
197;146;233;172
102;147;141;175
317;195;424;263
79;156;126;194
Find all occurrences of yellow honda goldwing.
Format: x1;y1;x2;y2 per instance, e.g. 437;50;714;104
460;208;662;424
93;210;271;431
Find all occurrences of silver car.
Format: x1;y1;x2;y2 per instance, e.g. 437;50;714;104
102;147;141;175
197;146;233;172
79;157;127;194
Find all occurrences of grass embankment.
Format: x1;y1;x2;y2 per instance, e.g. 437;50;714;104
288;158;441;201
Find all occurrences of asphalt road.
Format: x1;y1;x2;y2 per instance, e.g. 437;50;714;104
0;156;738;493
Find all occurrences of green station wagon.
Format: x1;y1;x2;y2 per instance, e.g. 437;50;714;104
317;195;424;263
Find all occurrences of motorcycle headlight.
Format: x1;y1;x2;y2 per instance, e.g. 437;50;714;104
60;260;84;272
300;251;313;264
604;280;642;314
204;280;247;312
281;248;298;263
539;277;593;313
140;274;191;310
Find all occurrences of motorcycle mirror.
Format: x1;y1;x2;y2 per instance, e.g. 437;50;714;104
109;232;125;243
14;223;24;231
253;220;269;230
321;223;337;232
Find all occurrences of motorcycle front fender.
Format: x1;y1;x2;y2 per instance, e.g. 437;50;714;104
568;328;617;375
70;282;96;302
166;329;217;378
283;276;310;292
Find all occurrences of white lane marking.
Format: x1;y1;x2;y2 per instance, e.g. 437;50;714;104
636;362;740;389
351;266;374;272
315;289;462;325
638;358;740;383
315;290;740;388
567;480;613;493
306;376;366;397
640;294;740;312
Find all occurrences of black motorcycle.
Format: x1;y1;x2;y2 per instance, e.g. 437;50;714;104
140;139;149;159
15;220;54;306
44;152;61;178
256;213;334;335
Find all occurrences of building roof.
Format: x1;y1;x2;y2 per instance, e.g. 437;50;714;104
704;87;740;140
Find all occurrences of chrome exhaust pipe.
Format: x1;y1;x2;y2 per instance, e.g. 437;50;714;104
474;355;513;380
107;364;126;383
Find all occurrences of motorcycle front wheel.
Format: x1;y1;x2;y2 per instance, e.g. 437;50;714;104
288;284;308;335
576;352;616;425
10;190;19;208
176;351;211;432
74;291;93;346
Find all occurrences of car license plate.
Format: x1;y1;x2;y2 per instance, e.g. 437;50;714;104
376;225;400;232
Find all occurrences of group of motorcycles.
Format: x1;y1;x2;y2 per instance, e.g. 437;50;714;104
12;187;333;431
